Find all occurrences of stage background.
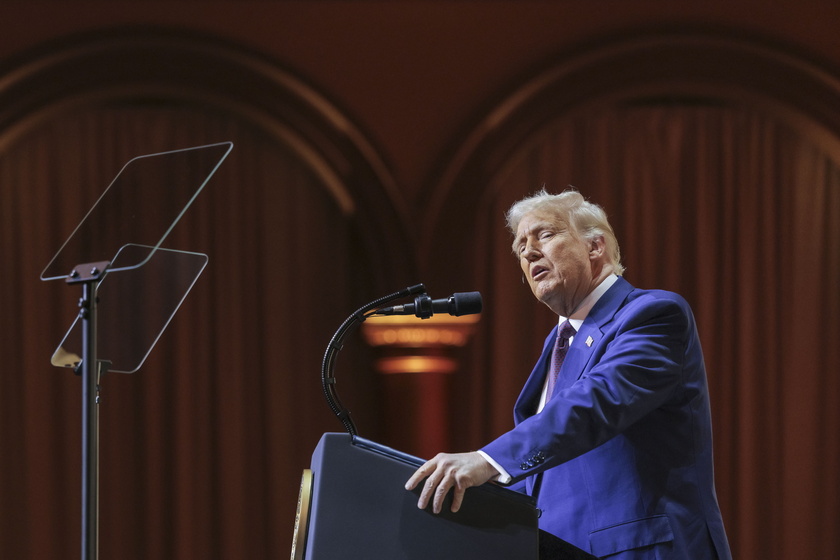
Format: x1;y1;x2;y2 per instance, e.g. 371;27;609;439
0;2;838;559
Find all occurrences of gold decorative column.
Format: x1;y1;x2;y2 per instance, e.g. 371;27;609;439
361;314;479;458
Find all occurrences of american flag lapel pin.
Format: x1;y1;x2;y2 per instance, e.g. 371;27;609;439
585;335;594;347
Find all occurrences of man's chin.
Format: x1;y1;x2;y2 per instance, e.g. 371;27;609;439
534;285;556;305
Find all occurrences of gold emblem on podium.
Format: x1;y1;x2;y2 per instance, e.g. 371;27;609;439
291;469;313;560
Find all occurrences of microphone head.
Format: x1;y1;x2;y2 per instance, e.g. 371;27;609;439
450;292;482;316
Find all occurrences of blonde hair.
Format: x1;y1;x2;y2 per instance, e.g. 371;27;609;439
505;188;625;275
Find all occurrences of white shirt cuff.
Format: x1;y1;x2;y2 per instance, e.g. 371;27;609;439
476;450;513;485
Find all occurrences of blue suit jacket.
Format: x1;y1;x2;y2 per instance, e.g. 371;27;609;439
482;278;731;559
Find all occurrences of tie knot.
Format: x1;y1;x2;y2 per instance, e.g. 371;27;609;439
558;320;576;341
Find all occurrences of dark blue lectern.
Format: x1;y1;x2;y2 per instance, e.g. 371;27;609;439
294;433;600;560
294;433;538;559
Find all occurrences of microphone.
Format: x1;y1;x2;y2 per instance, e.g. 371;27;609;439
376;292;482;319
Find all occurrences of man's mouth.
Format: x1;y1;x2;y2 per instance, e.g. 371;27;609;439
531;265;548;280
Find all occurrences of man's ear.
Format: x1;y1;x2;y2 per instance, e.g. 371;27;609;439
589;235;606;258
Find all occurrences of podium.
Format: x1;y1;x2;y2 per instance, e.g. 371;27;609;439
293;433;539;559
294;434;601;559
300;286;598;560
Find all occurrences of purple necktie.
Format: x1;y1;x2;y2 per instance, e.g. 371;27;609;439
546;320;576;400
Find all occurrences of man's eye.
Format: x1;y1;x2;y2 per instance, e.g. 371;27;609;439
540;231;555;240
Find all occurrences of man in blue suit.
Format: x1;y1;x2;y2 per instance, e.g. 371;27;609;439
406;189;732;559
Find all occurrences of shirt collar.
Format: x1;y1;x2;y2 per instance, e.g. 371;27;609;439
559;274;619;332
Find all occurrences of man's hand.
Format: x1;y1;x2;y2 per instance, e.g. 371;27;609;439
404;451;499;514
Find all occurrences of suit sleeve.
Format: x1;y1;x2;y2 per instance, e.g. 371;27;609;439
481;294;692;484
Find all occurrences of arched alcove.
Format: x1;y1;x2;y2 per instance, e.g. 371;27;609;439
0;27;415;274
424;30;840;560
425;30;840;261
0;28;415;559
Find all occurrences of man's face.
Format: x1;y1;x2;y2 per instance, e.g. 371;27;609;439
514;209;597;316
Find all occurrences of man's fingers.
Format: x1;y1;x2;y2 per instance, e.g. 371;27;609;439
405;460;436;491
418;477;435;511
405;459;444;511
432;471;454;514
404;466;425;491
405;452;495;514
450;485;466;513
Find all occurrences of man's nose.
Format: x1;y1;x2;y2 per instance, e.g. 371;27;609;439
522;240;541;260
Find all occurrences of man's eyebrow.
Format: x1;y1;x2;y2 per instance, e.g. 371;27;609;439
513;223;544;251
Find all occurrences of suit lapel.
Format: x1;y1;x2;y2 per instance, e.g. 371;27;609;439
513;278;636;419
513;324;556;423
556;277;634;389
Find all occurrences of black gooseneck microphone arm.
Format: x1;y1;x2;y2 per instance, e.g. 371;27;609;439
321;283;427;437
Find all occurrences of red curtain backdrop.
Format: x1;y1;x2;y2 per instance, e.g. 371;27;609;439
1;65;839;560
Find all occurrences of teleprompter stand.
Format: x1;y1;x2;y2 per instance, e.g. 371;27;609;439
40;142;233;560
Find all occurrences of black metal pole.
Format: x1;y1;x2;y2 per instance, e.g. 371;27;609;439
77;273;101;560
